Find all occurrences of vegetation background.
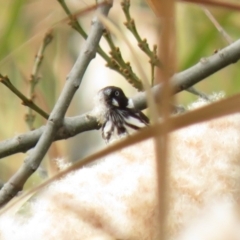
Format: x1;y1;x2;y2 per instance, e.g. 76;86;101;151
0;0;240;190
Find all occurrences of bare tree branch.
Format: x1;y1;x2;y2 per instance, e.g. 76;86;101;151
1;37;240;161
0;116;98;159
0;2;113;207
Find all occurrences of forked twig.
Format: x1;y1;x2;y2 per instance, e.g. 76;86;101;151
104;30;143;90
0;75;49;119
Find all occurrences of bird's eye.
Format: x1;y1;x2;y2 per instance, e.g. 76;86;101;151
115;91;119;96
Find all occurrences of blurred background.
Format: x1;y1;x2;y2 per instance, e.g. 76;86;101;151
0;0;240;188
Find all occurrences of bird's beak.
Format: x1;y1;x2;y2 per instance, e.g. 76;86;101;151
127;99;134;108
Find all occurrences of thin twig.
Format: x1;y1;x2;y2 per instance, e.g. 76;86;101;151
0;75;49;119
121;0;159;87
180;0;240;12
104;30;143;90
121;0;160;67
26;30;53;129
1;37;240;160
57;0;87;38
57;0;111;63
202;7;233;45
0;1;113;207
186;86;211;101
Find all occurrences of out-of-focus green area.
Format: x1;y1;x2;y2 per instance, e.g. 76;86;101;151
0;0;239;187
177;2;240;104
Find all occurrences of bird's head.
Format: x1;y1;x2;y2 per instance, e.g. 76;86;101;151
97;86;134;109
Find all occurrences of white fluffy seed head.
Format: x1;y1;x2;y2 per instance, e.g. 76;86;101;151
2;93;240;240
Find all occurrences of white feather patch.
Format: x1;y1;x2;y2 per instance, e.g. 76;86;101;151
125;116;146;128
112;98;119;107
102;121;113;140
127;99;134;109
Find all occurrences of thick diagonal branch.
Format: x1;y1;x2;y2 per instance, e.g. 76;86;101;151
0;2;113;207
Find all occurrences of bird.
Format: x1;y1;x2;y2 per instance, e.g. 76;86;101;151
93;86;149;143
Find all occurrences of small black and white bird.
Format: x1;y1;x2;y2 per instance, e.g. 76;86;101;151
93;86;149;143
